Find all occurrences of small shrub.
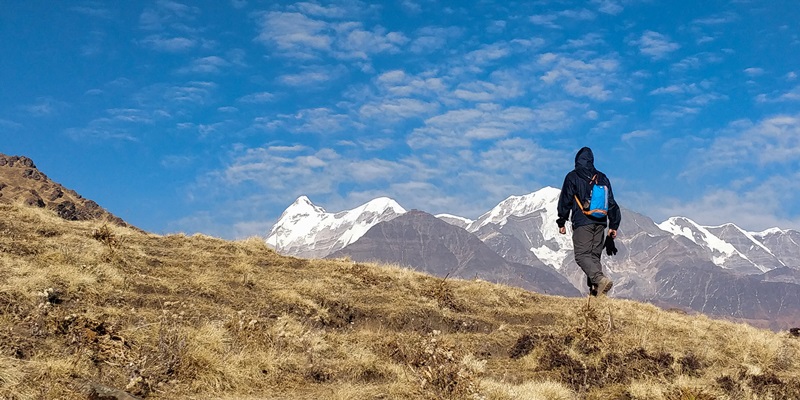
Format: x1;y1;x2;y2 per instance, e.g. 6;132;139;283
91;224;118;251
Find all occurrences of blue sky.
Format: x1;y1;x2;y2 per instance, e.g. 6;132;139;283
2;1;799;238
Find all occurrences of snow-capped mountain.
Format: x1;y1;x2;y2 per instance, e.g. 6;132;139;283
753;228;800;269
266;196;405;258
265;188;800;329
657;218;791;274
462;187;573;271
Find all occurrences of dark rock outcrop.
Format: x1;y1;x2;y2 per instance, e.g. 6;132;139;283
0;153;131;227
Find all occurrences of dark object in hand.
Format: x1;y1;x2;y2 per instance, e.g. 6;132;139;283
604;235;617;256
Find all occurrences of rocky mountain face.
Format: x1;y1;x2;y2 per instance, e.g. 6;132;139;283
0;153;129;227
266;189;800;330
327;210;580;297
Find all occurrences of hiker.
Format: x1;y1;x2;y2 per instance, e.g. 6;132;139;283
556;147;621;296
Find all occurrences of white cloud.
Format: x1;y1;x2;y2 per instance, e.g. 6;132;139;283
591;0;623;15
530;14;559;29
621;129;656;142
23;97;68;117
178;56;231;74
409;26;462;54
408;102;577;149
689;113;800;173
64;121;138;142
659;174;800;231
744;67;764;76
237;92;274;103
139;0;200;31
359;98;438;120
537;52;620;100
278;66;343;86
779;85;800;101
163;81;216;105
256;11;332;58
649;83;702;95
0;118;22;129
464;42;511;65
400;0;422;13
671;52;723;70
261;107;359;134
293;2;352;18
452;80;522;102
138;35;197;52
692;12;737;25
333;24;408;60
633;31;680;60
72;5;114;19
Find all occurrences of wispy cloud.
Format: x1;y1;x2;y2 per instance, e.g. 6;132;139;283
407;102;578;149
632;31;680;60
537;52;621;100
660;173;800;231
23;97;68;117
530;8;595;29
692;12;738;25
72;4;115;19
409;26;463;54
591;0;623;15
359;98;438;121
278;66;344;86
162;81;217;105
138;35;197;52
621;129;656;142
177;56;231;74
744;67;764;76
237;92;274;103
64;122;139;142
255;10;407;63
139;0;200;31
0;118;23;129
258;107;360;135
256;12;332;58
688;113;800;174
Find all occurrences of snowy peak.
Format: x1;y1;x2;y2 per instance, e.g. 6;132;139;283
467;186;560;232
657;217;766;272
282;196;326;219
266;196;406;258
752;227;788;238
342;197;404;218
436;213;473;229
658;217;737;257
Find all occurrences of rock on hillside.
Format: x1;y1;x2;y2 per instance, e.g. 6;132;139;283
0;153;129;227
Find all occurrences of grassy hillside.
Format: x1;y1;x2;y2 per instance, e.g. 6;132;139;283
1;203;798;400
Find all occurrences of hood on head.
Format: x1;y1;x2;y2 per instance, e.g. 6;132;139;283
574;147;597;180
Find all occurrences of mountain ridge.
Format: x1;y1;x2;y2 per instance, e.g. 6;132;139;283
266;190;800;329
0;153;130;228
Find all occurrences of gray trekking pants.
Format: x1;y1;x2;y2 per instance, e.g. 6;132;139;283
572;224;606;286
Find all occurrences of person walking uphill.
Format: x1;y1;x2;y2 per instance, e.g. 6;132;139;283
557;147;621;296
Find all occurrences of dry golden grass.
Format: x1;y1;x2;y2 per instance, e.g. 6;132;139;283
1;203;799;399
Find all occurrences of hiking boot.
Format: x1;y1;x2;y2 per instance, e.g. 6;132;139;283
596;277;613;296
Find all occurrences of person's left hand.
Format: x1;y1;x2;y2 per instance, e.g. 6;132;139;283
608;229;617;238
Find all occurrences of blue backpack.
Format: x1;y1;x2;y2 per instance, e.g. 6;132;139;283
574;174;608;218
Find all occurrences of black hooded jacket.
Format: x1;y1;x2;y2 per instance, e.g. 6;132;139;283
556;147;621;230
